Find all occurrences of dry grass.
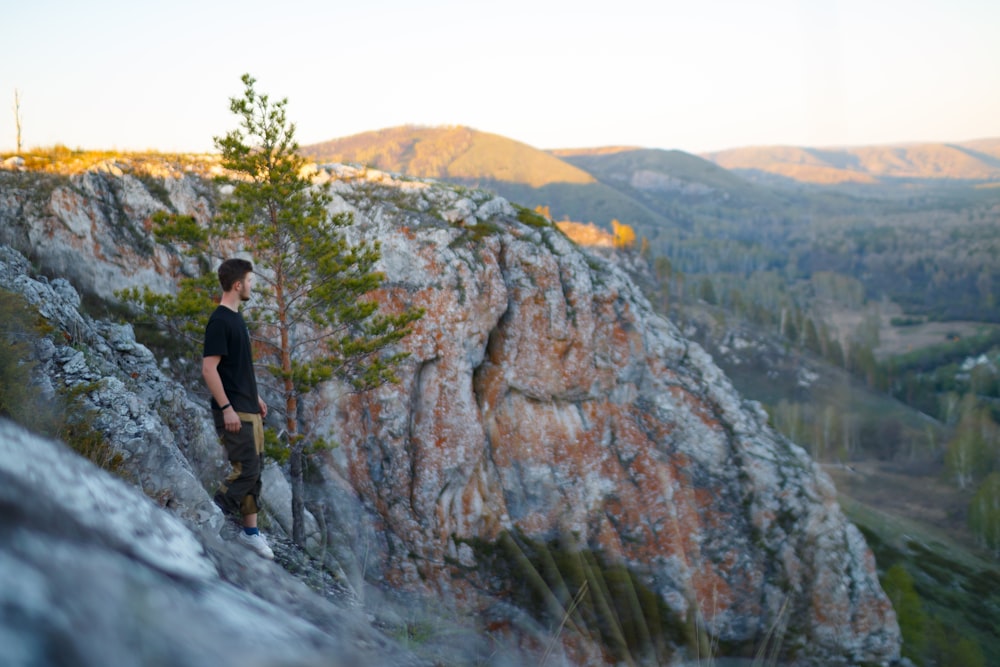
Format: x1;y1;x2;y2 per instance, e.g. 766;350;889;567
876;320;997;359
825;462;974;547
2;146;219;177
820;299;996;361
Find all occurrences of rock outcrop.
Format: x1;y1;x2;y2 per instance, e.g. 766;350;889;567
0;160;901;665
324;173;899;664
0;418;425;667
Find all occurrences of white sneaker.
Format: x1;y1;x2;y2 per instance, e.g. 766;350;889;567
236;531;274;560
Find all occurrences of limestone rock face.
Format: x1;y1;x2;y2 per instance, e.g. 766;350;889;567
323;174;900;664
0;161;213;300
0;161;900;665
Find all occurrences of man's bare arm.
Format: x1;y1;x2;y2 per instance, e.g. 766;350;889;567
202;355;241;433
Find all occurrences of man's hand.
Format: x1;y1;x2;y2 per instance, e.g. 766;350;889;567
223;406;241;433
258;396;268;418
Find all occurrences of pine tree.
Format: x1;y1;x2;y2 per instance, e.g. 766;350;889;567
126;74;423;544
802;317;822;355
216;74;423;544
698;277;717;305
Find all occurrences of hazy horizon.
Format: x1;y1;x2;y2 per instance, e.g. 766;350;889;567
4;120;999;158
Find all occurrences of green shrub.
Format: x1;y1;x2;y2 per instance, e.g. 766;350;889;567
882;564;927;661
448;221;503;248
59;382;126;476
0;290;40;423
135;174;173;209
466;529;712;664
514;204;551;229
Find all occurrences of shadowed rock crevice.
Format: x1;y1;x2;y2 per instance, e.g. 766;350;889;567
407;355;438;521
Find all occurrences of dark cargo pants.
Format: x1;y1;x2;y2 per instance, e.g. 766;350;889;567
213;411;264;518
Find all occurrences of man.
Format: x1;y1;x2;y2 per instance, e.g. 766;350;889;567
202;258;274;559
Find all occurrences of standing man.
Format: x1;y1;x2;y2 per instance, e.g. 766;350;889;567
202;258;274;560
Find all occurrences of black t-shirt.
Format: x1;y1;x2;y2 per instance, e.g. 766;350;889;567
203;305;260;414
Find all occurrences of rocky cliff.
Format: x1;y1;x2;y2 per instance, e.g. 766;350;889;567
0;159;900;665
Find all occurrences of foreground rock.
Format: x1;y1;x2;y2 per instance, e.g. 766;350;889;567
0;418;439;667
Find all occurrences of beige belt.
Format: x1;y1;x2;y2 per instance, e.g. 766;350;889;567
236;411;264;454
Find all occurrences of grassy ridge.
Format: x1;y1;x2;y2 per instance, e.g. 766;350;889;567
299;125;595;187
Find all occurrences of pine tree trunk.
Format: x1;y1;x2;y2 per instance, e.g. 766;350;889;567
290;440;305;546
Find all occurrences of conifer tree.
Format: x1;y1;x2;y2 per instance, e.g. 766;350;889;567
127;74;423;544
217;74;423;544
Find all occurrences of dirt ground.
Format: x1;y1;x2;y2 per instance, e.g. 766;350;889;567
823;299;995;360
876;320;996;358
824;460;973;546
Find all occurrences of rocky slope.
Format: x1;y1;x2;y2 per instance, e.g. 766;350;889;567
0;416;432;667
0;159;901;665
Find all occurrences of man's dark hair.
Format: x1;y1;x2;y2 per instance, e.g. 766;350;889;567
218;258;254;292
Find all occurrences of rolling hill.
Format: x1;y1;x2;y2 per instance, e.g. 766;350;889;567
553;145;789;210
299;125;594;187
301;126;673;228
299;125;783;228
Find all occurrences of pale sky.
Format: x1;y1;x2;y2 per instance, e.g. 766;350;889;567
3;0;998;155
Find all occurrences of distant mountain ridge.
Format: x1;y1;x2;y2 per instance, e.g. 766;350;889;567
301;125;1000;188
300;127;1000;236
301;126;756;230
703;139;1000;184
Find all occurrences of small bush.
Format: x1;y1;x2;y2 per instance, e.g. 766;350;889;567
515;204;551;229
